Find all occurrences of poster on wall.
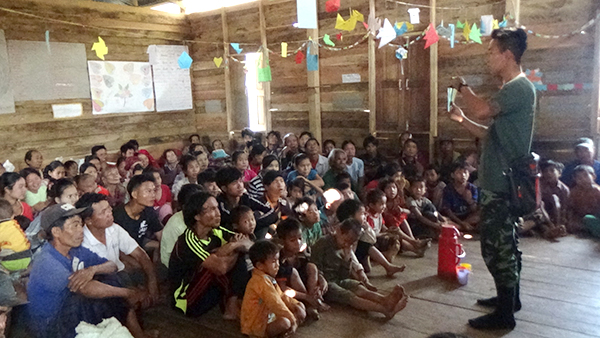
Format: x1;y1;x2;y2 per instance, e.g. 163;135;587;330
0;31;15;114
8;40;90;101
87;61;155;115
147;45;193;112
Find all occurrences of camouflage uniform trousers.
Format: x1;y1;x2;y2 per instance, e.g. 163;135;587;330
479;189;522;289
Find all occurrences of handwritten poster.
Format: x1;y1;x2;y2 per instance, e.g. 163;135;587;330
87;61;154;115
0;30;14;114
147;45;193;112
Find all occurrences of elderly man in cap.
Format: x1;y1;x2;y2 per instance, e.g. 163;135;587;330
27;204;151;338
561;137;600;187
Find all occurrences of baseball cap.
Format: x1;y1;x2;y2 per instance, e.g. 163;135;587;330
40;203;87;232
574;137;594;151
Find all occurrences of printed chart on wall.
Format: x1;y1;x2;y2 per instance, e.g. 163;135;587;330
0;30;14;114
88;61;154;115
147;45;193;112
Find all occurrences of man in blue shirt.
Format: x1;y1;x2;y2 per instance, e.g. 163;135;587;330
561;137;600;187
27;204;147;338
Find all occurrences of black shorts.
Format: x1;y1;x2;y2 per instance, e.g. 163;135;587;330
355;240;373;262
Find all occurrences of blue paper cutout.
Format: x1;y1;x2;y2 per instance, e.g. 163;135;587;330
499;18;507;28
178;51;193;69
230;43;243;54
394;22;408;36
449;23;455;48
45;30;51;53
306;45;318;71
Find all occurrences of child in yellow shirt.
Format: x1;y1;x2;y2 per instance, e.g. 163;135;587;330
241;240;306;337
0;199;31;271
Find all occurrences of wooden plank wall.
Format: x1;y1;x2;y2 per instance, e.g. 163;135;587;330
0;0;196;168
437;0;600;163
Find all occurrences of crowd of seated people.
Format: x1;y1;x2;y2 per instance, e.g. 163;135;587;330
0;127;597;337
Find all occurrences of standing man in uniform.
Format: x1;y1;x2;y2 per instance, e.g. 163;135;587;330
449;28;535;330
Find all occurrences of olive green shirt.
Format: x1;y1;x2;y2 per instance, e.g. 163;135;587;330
479;74;536;194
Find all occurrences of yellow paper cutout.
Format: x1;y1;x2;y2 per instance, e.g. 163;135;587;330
281;42;288;57
91;36;108;60
352;10;364;23
335;13;358;31
462;21;471;41
213;57;223;68
397;21;414;31
492;19;499;29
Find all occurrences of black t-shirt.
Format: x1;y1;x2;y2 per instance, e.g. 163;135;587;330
113;204;162;246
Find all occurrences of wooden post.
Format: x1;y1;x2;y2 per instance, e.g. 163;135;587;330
429;0;438;162
307;29;322;143
221;8;234;137
368;0;376;136
592;9;600;140
259;0;272;132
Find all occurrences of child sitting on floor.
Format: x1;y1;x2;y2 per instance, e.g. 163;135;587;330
75;173;109;197
336;199;405;276
286;154;324;199
539;160;569;237
311;218;408;319
275;219;329;319
286;178;306;206
293;197;323;249
441;162;479;232
407;177;445;239
379;178;430;257
233;151;257;183
229;205;258;319
424;166;446;210
566;165;600;237
241;240;306;337
365;189;403;263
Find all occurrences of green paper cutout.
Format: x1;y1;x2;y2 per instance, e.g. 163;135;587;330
258;65;272;82
456;20;465;29
323;34;336;47
469;23;482;44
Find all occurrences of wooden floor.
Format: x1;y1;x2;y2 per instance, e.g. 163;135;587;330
138;235;600;338
9;235;600;337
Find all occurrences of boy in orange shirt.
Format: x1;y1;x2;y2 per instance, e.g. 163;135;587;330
241;240;306;337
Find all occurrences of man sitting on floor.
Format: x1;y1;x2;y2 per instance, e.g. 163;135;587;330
27;204;149;338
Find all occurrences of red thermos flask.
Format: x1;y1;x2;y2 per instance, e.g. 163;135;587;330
438;225;465;280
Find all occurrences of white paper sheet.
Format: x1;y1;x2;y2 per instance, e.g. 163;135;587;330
296;0;318;29
52;103;82;118
147;45;193;112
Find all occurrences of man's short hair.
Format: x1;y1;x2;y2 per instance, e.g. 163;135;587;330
75;193;108;219
336;199;363;222
363;135;378;149
216;166;243;188
491;28;528;64
241;128;254;138
276;218;302;240
449;161;469;174
91;145;106;156
120;142;136;155
574;164;595;177
262;170;282;187
197;170;216;186
126;172;156;197
249;240;280;266
409;176;426;187
341;140;356;150
539;160;564;173
188;134;200;142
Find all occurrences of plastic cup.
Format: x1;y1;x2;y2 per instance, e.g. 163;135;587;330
457;267;470;285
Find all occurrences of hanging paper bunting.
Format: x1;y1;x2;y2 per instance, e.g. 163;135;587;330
407;8;420;24
325;0;340;13
335;13;358;31
230;43;243;54
395;46;408;60
449;23;456;48
424;23;439;49
367;13;382;34
91;36;108;60
469;23;482;44
352;10;365;23
462;21;471;41
376;18;397;48
492;19;500;29
306;44;318;71
45;30;51;53
336;32;343;41
323;34;336;46
213;56;223;68
281;42;288;57
499;17;507;28
436;21;452;38
295;51;305;64
394;22;408;36
456;20;465;29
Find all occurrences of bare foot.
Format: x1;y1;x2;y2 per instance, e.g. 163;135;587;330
383;285;405;312
364;281;378;292
316;298;331;311
384;294;409;320
306;307;320;320
386;264;406;277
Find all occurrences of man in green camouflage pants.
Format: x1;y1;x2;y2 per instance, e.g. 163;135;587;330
449;28;535;330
